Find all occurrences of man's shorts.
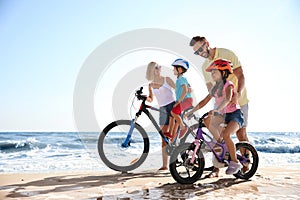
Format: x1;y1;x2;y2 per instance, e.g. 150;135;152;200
240;104;249;127
171;98;193;115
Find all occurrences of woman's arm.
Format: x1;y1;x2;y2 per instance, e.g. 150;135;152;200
147;83;153;102
166;77;176;89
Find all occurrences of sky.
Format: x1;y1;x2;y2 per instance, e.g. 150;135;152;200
1;0;300;132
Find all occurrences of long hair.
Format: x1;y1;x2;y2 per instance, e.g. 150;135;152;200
146;62;156;81
210;70;230;97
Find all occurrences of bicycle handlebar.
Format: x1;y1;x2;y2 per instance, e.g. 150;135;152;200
136;87;143;95
134;88;209;122
135;87;147;101
199;112;209;122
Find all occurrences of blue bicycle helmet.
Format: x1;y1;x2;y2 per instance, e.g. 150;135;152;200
171;58;189;70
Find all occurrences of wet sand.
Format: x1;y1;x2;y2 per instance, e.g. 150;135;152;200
1;165;300;199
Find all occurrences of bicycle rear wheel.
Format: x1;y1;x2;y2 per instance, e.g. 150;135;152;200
169;143;205;184
98;120;149;172
234;142;259;179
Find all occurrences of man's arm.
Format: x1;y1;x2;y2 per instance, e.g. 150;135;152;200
233;66;245;98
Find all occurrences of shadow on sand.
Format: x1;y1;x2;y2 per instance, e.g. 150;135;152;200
3;171;250;199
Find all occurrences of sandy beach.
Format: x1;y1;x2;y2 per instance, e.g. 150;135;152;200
1;164;300;200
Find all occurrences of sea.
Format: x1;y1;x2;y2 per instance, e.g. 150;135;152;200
0;132;299;173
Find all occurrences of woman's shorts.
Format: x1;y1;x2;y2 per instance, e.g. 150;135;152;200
159;101;175;125
224;109;244;128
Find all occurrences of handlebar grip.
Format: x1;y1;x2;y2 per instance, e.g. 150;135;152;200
199;112;209;121
136;87;143;95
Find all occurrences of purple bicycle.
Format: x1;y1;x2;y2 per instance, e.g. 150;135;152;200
169;112;259;184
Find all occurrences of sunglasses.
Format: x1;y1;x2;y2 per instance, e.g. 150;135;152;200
155;65;161;69
194;42;206;55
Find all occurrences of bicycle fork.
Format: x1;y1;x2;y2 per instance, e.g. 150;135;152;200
121;117;137;148
190;140;201;164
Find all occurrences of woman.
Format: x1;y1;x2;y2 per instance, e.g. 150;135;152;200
146;61;176;170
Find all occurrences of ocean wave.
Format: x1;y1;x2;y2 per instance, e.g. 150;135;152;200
0;132;299;173
250;132;300;154
0;138;47;153
255;145;300;153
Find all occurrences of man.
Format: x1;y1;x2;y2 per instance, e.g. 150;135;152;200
190;36;249;177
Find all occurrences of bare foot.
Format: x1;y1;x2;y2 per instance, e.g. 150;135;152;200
158;166;168;171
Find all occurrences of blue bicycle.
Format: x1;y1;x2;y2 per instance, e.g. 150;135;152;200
98;87;197;172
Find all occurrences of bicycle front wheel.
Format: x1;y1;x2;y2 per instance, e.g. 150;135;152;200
169;143;205;184
98;120;149;172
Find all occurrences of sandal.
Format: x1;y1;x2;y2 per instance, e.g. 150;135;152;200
205;167;219;178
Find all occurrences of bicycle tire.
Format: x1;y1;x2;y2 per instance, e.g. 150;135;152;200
169;142;205;184
234;142;259;179
98;120;149;172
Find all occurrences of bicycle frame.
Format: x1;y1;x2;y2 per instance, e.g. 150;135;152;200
121;92;171;148
192;127;228;164
189;113;250;165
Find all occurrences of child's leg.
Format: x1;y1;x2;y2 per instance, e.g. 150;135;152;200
173;98;193;130
170;111;179;137
172;112;188;139
170;103;181;137
204;115;224;142
172;121;179;138
222;121;240;163
173;113;184;129
171;100;191;139
168;116;175;138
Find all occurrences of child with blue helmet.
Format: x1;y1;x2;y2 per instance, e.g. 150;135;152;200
169;59;193;139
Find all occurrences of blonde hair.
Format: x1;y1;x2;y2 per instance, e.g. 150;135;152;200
146;62;157;81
